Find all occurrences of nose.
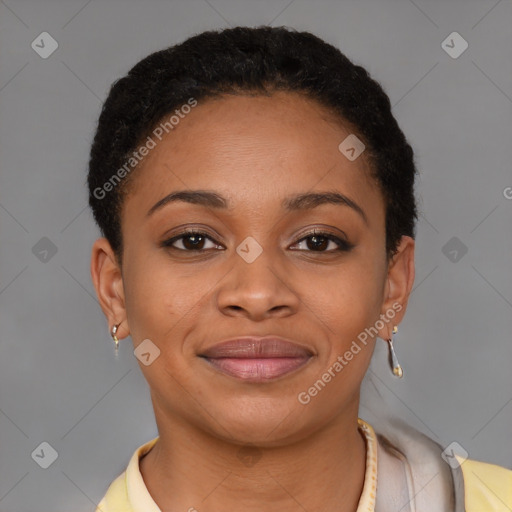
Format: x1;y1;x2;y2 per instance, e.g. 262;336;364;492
216;246;300;321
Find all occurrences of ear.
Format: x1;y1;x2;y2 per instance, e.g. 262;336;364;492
90;238;129;340
377;236;415;341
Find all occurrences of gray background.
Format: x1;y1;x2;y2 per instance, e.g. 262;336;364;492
0;0;511;511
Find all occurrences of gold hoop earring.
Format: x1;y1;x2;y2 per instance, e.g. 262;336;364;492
110;324;120;356
386;325;403;378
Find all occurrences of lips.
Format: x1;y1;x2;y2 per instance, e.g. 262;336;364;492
199;336;313;382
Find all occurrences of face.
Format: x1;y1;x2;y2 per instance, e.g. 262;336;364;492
91;91;414;446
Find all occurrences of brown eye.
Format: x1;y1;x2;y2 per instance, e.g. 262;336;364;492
291;231;354;252
161;231;222;251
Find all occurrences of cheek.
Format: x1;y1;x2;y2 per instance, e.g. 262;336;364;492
122;253;210;344
309;254;386;352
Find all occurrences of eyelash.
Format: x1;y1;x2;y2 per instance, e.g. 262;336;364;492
161;229;354;253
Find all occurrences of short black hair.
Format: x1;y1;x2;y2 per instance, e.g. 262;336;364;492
87;25;418;265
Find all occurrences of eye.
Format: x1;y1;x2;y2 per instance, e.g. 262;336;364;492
161;230;223;252
290;230;354;253
161;229;353;253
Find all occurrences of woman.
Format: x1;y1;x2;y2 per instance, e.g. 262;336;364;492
88;26;511;511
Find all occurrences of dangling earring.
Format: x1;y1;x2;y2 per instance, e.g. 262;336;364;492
386;325;403;378
111;324;120;358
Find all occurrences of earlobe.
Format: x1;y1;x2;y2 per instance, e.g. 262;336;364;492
90;238;129;339
379;236;415;339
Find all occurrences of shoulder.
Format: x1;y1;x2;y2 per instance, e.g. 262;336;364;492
95;471;131;512
459;456;512;511
95;436;160;512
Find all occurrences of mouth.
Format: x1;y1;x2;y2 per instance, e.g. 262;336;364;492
199;336;314;382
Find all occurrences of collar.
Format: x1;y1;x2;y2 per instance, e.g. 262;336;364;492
125;435;160;512
357;418;378;511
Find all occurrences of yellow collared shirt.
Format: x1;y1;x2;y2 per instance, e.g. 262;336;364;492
95;421;512;512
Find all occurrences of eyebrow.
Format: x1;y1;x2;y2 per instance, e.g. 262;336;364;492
146;189;367;224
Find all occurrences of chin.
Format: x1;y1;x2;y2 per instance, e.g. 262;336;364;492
201;398;316;447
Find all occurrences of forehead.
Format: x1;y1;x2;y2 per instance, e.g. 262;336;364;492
121;91;383;221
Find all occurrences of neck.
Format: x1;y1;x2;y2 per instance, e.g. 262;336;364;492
140;404;367;512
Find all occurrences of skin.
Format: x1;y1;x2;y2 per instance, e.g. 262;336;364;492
91;91;415;512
